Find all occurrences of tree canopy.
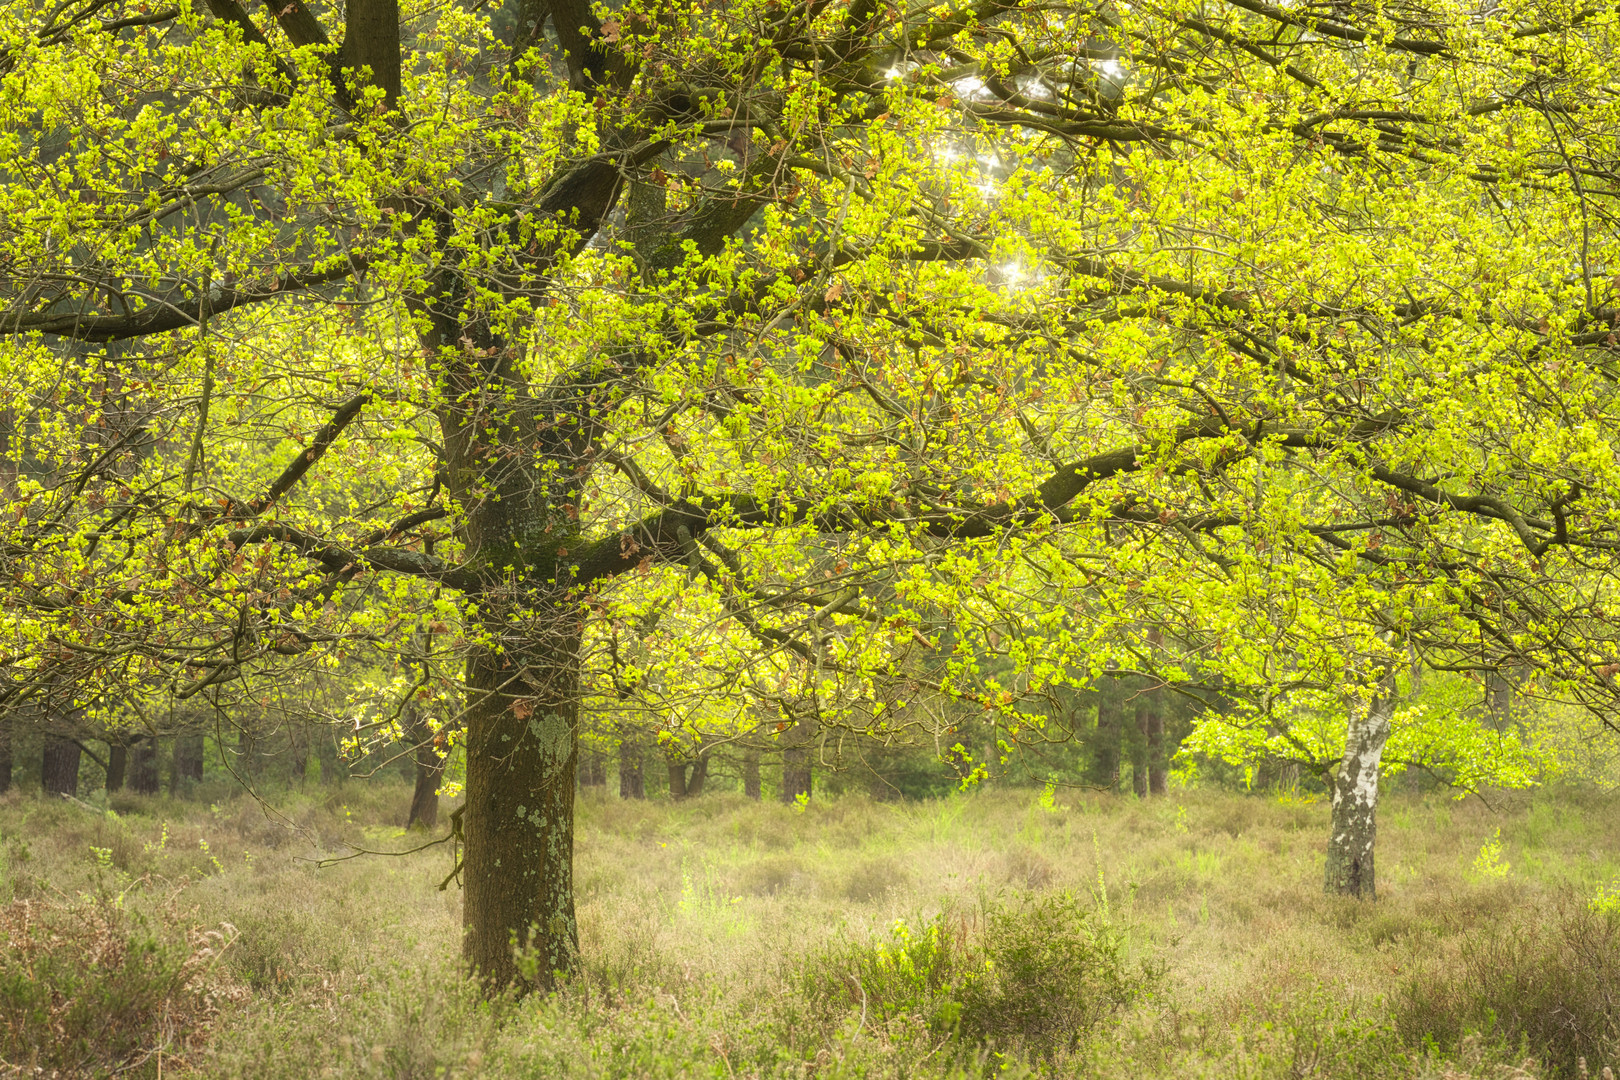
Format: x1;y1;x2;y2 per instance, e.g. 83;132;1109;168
3;0;1620;988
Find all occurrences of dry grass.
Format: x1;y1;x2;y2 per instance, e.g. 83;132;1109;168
1;779;1616;1078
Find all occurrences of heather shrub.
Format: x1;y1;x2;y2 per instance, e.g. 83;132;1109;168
957;891;1154;1061
1394;900;1620;1077
0;891;241;1076
801;891;1154;1061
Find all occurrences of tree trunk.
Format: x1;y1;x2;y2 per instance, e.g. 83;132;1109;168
106;741;128;793
171;734;205;795
575;749;606;790
618;739;644;798
290;724;310;787
130;737;161;794
667;758;688;799
1325;692;1395;899
1485;669;1522;733
0;714;10;794
460;616;580;992
1130;696;1149;798
1093;682;1121;792
235;727;259;783
685;749;708;797
742;748;760;800
404;701;444;831
42;735;81;797
781;747;812;803
1144;697;1166;796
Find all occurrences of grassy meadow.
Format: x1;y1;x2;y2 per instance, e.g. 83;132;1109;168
3;780;1619;1078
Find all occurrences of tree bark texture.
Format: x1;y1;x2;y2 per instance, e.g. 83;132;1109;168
131;738;160;794
1130;692;1149;798
460;613;580;991
171;734;205;794
685;748;708;797
404;702;444;830
235;728;259;782
742;749;760;800
781;748;812;804
42;735;81;797
575;750;606;791
618;739;644;799
105;741;128;793
1143;695;1166;796
1324;692;1395;899
1092;682;1121;792
666;758;687;799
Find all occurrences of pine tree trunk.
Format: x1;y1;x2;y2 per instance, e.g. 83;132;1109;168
1130;698;1149;798
1145;698;1166;796
618;739;644;798
742;748;760;800
131;738;161;794
1093;682;1121;792
1324;692;1394;899
42;735;81;797
106;742;128;793
460;617;580;991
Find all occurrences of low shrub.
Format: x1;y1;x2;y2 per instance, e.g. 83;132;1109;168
1394;900;1620;1077
801;891;1155;1062
0;891;241;1076
958;891;1155;1061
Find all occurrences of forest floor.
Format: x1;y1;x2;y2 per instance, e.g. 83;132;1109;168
2;780;1618;1078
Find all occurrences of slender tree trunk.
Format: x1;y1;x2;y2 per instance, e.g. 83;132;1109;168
460;613;580;991
1130;695;1149;797
291;724;310;787
106;741;128;793
618;738;644;798
1144;697;1166;796
742;748;760;800
405;700;445;830
1485;669;1522;733
0;714;10;794
42;735;81;797
1093;682;1121;792
1325;692;1395;899
235;727;259;783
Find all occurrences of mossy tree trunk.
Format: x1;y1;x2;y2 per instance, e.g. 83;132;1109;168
457;595;582;991
1324;692;1394;899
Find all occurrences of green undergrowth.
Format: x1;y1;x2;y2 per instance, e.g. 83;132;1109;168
2;783;1617;1077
